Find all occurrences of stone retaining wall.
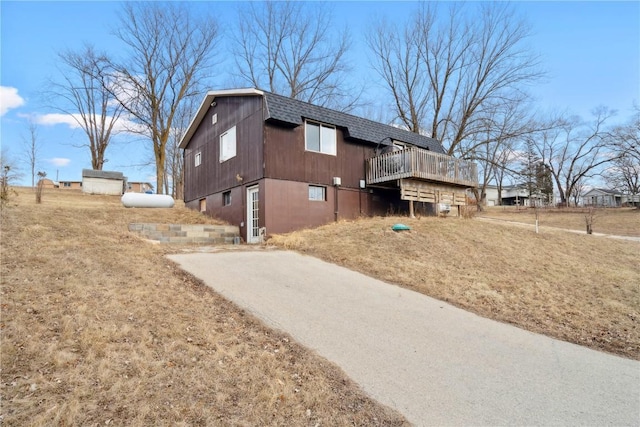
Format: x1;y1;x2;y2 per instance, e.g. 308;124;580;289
129;223;240;244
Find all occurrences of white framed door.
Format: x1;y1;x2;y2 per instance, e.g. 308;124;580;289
246;186;260;243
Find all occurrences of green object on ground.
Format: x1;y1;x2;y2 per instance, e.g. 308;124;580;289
392;223;411;231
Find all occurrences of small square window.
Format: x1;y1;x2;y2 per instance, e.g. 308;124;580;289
309;185;326;201
195;151;202;167
223;191;231;206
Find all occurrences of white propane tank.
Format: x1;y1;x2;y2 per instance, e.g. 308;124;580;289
121;192;175;208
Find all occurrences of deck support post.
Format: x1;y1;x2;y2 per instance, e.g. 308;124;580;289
409;199;415;218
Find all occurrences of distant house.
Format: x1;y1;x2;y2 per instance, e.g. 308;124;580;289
179;88;478;243
583;188;623;207
483;185;552;207
126;182;154;193
82;169;125;195
59;180;82;190
484;185;530;206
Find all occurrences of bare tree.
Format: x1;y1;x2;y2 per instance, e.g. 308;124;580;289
467;99;534;209
367;2;542;156
165;98;196;199
605;109;640;205
530;108;617;207
605;156;639;201
108;2;221;194
22;120;41;188
1;148;22;204
52;44;123;170
232;1;355;110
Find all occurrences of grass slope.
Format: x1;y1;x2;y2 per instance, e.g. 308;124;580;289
1;189;406;426
479;206;640;237
270;214;640;360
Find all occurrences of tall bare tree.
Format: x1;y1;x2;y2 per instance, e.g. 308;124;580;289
53;45;123;170
367;2;543;156
108;2;220;194
467;98;534;208
605;108;640;204
165;98;196;199
529;108;617;207
22;120;41;188
232;1;354;109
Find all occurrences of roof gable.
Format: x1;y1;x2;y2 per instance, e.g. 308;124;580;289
179;88;446;154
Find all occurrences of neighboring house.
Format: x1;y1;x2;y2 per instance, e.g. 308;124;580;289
59;180;82;189
482;185;551;207
622;194;640;206
180;88;478;243
583;188;623;207
126;182;154;193
82;169;125;195
483;185;529;206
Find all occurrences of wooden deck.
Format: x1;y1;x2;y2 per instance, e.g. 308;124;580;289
366;147;478;188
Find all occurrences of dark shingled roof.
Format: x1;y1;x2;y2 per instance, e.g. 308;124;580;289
263;92;445;153
82;169;124;180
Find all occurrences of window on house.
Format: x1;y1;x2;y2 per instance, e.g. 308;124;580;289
62;182;71;187
220;126;237;162
305;121;336;155
223;191;231;206
199;198;206;212
308;185;326;201
195;151;202;167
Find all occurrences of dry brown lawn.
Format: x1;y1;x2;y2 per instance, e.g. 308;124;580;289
269;214;640;360
479;205;640;237
1;188;406;426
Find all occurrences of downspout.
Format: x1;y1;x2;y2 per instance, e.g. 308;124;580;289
334;184;339;222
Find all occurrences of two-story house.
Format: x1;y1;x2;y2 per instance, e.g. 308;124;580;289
180;88;477;243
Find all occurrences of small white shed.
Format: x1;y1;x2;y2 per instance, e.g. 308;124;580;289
82;169;125;195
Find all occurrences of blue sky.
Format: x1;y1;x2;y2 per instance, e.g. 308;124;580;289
1;1;639;187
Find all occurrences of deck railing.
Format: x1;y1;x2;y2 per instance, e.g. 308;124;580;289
366;147;478;187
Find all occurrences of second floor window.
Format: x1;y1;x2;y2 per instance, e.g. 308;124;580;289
220;126;237;162
305;121;336;155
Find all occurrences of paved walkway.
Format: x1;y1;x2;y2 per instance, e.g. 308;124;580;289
168;251;640;426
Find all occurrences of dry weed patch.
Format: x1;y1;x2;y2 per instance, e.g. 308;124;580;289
270;216;640;360
1;188;406;426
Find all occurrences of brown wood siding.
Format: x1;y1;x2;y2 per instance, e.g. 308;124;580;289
183;95;264;202
185;185;247;237
263;123;375;189
262;178;403;235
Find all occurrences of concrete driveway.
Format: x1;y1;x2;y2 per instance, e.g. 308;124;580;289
168;250;639;426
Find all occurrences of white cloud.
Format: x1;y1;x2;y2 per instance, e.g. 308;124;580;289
36;113;83;129
34;112;148;136
0;86;25;116
48;158;71;167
